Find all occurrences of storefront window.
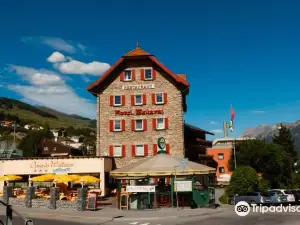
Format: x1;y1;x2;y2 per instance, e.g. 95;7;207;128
114;145;122;157
156;118;165;129
135;120;143;131
135;95;142;105
155;93;163;104
114;120;121;131
136;144;145;156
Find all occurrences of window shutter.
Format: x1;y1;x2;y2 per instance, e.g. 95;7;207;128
152;118;156;130
165;118;169;129
143;119;147;131
163;93;168;104
152;69;156;80
131;120;135;131
132;145;136;157
109;145;114;157
131;95;135;106
122;144;126;157
153;144;158;155
142;94;147;105
144;144;148;156
166;144;170;155
132;69;136;81
110;96;114;106
122;95;126;106
122;120;126;131
152;94;156;105
120;72;124;81
109;120;114;132
140;69;145;80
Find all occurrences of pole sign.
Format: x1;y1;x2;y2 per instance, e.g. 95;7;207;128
157;137;166;150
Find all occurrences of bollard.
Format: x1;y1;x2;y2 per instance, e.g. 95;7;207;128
77;188;88;211
49;187;60;210
25;187;35;208
3;186;13;205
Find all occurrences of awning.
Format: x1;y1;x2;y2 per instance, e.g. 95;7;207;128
110;153;216;177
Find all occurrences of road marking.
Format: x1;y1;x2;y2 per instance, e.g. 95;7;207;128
129;223;138;225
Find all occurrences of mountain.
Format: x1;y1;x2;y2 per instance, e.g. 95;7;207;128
241;121;300;151
0;97;95;129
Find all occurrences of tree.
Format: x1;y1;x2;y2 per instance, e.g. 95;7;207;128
226;166;259;195
18;130;54;157
273;124;298;164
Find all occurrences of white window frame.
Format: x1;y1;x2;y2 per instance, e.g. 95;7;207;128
124;70;132;81
144;68;153;80
135;144;145;156
135;119;143;131
44;146;49;151
156;118;165;130
114;120;121;131
114;95;122;106
155;93;164;104
113;145;122;157
218;153;224;160
135;94;143;105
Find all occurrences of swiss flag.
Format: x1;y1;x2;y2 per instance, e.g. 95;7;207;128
231;106;235;120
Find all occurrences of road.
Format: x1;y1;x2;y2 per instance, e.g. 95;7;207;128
2;210;300;225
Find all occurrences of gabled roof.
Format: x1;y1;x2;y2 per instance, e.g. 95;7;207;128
184;123;214;135
87;45;189;95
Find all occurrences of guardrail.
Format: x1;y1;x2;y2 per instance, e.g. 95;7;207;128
0;200;33;225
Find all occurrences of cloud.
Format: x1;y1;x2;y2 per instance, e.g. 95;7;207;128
21;36;87;54
209;121;218;124
7;65;96;118
47;51;66;63
251;110;265;114
48;52;110;76
210;129;223;134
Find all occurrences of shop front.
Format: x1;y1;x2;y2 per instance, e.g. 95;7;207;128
0;156;113;197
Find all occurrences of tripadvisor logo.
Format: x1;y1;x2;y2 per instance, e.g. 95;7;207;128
235;201;250;216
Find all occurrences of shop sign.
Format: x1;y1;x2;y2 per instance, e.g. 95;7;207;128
126;185;156;193
30;161;74;173
115;109;164;116
174;181;192;192
157;137;166;150
122;84;155;90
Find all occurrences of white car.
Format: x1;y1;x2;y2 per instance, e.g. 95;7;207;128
269;189;295;203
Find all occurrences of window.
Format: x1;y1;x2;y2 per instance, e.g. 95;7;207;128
114;96;121;106
114;120;121;131
218;153;224;160
135;120;143;131
156;93;163;104
157;118;165;130
44;146;48;151
135;95;142;105
145;69;152;80
114;145;122;157
219;167;225;173
124;70;132;81
53;147;56;151
136;144;145;156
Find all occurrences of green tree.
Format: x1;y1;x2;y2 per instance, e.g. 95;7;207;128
273;124;298;164
258;178;270;192
226;166;259;195
18;130;54;157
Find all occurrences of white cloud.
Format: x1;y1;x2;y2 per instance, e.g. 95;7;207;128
251;110;265;114
210;129;223;134
47;52;110;76
21;36;88;54
47;51;66;63
209;121;218;124
8;65;96;118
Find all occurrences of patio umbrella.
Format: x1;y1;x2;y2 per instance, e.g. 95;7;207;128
54;174;78;183
0;175;22;181
74;175;101;188
31;174;55;182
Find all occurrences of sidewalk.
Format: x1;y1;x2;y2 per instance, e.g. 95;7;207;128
0;205;229;223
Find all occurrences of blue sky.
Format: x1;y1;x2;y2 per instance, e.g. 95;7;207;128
1;0;300;139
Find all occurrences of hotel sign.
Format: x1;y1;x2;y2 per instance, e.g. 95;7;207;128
126;185;156;193
30;160;74;173
115;109;164;115
122;84;155;90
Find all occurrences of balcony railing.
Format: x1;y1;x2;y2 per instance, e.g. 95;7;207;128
0;200;34;225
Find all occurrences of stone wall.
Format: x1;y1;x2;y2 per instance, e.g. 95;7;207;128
97;64;185;168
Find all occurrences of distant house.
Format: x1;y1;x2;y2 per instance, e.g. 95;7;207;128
70;136;84;143
24;124;31;130
50;129;59;137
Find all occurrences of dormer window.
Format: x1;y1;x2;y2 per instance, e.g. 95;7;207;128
145;69;152;80
124;70;132;81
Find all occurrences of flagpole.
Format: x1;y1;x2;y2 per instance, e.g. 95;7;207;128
230;105;237;169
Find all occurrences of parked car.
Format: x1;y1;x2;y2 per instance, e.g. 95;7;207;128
233;192;272;206
289;189;300;204
269;189;295;203
266;190;288;205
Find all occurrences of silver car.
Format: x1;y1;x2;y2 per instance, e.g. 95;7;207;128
234;192;272;206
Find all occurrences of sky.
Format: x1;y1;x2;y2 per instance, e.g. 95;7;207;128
1;0;300;139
